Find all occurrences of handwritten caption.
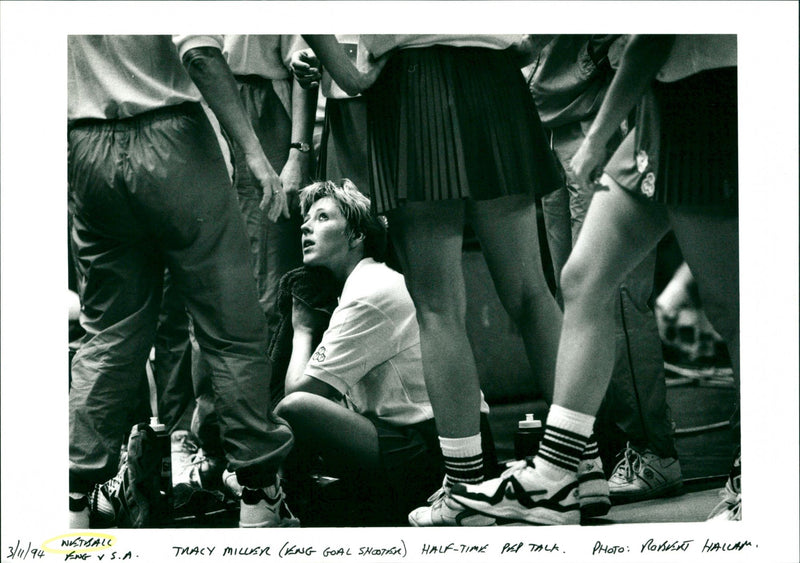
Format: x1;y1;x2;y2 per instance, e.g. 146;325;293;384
592;537;757;556
5;535;759;561
7;535;137;561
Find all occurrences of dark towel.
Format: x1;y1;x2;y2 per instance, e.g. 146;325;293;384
268;266;342;365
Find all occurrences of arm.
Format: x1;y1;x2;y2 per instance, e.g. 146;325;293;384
290;48;322;90
284;298;340;399
180;44;289;221
570;35;676;187
278;79;319;210
301;35;385;96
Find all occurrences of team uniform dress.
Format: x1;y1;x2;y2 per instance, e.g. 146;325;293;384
358;35;562;214
605;35;738;211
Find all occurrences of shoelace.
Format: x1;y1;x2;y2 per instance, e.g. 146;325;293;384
425;486;449;507
501;457;536;479
616;443;644;482
720;479;740;506
709;479;741;519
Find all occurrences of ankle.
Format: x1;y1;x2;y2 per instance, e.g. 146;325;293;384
534;456;575;481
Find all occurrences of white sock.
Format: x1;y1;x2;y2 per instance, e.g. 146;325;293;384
535;404;595;480
439;434;484;485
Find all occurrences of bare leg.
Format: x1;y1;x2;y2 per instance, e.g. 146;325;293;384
553;177;670;414
469;194;563;402
386;200;482;439
667;207;740;429
275;392;381;474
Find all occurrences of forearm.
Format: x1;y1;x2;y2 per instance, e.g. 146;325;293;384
584;35;675;148
284;80;318;175
181;46;262;156
302;35;364;96
285;330;316;395
291;80;318;145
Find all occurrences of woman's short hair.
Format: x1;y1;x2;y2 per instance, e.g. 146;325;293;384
299;179;388;262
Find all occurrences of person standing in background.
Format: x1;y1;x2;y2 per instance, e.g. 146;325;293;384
451;34;739;525
68;35;295;529
299;34;569;527
528;35;682;503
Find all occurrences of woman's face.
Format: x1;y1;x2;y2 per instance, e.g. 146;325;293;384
300;197;353;275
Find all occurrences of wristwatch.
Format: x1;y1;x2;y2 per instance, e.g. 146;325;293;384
290;142;311;153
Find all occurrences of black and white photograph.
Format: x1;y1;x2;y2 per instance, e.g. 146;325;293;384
1;2;798;562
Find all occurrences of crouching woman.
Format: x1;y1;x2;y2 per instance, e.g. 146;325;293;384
275;180;494;525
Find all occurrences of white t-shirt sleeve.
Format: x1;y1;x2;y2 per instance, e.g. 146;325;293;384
304;298;396;395
172;35;225;61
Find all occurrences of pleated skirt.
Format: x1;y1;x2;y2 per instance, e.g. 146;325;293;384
366;45;561;215
655;66;738;207
606;66;738;209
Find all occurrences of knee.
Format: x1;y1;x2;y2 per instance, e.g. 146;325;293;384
407;288;466;331
560;254;616;311
274;391;315;423
499;283;553;326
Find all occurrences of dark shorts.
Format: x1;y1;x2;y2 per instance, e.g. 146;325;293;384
366;46;561;215
605;67;738;211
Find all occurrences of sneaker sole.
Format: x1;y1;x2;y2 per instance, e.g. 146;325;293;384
579;495;612;518
578;478;611;518
239;518;300;528
610;481;683;504
461;503;580;526
452;493;580;526
408;506;496;527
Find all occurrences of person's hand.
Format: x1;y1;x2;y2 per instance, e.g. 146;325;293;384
291;296;329;336
290;49;322;89
248;151;289;222
280;151;311;211
570;135;607;190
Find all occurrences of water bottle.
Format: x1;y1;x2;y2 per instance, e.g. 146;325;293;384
149;416;172;521
514;413;544;460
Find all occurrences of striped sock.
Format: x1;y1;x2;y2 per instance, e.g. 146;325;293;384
582;436;600;461
535;405;594;479
439;434;484;486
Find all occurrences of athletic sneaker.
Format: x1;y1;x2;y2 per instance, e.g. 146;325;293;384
239;476;300;528
707;454;741;521
577;456;610;518
69;495;90;528
608;443;682;502
450;459;580;525
408;479;496;527
89;465;125;527
86;424;160;528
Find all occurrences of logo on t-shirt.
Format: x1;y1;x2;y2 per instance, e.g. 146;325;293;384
311;346;327;363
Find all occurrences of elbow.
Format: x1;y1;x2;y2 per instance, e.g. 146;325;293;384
283;377;302;396
181;46;220;74
341;83;362;97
